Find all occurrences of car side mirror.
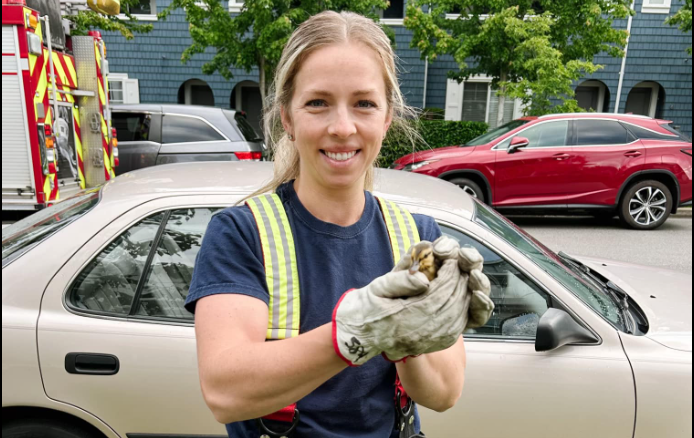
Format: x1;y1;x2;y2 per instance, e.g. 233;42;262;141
535;309;599;352
508;137;530;154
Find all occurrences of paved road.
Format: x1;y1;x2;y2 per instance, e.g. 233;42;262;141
513;215;692;274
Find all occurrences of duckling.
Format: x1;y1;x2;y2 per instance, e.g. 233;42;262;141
408;241;440;281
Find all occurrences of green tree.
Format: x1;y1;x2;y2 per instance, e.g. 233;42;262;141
667;0;692;55
159;0;394;105
405;1;633;119
66;0;154;40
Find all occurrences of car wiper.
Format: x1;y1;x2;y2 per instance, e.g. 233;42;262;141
558;252;635;334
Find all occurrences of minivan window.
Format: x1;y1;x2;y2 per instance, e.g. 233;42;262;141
113;113;152;142
162;115;226;144
224;111;262;141
576;120;630;146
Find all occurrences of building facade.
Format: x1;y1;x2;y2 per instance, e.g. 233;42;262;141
102;0;693;137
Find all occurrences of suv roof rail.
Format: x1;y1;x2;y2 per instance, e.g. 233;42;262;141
538;112;653;120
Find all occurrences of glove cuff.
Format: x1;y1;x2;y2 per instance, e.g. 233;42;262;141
382;353;421;364
332;289;364;367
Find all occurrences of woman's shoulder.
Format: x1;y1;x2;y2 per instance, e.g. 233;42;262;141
411;213;442;242
206;203;259;245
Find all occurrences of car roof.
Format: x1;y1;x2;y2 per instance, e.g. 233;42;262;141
100;162;475;220
536;113;667;123
112;104;239;118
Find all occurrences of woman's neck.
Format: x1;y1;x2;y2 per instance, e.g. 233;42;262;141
293;178;366;227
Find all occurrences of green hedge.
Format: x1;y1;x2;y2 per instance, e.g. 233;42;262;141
378;120;489;168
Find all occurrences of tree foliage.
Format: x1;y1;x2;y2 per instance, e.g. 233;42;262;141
67;0;154;40
667;0;692;54
404;0;633;117
159;0;395;104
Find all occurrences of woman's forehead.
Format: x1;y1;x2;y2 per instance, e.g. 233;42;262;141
294;42;387;94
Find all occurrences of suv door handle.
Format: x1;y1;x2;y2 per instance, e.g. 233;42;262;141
624;151;643;158
65;353;120;375
553;153;571;160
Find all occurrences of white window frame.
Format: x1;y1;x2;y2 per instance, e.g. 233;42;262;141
229;0;243;13
108;73;140;104
117;0;158;21
642;0;672;14
445;76;523;124
576;80;607;113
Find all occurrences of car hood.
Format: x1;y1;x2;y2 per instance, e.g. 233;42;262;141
397;146;477;165
577;255;692;352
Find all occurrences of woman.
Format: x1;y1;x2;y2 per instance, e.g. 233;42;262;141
186;11;484;437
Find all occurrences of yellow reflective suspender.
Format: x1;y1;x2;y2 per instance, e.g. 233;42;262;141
246;194;420;341
246;194;301;340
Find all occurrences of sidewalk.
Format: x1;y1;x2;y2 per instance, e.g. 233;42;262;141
675;207;692;218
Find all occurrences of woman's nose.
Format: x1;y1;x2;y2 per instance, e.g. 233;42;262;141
328;106;357;139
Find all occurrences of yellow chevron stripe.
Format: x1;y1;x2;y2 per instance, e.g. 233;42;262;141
64;56;78;88
52;53;70;88
63;86;75;103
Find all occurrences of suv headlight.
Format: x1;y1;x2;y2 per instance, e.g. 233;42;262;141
403;160;437;172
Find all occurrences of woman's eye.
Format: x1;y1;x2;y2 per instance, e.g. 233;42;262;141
358;101;377;109
307;100;326;107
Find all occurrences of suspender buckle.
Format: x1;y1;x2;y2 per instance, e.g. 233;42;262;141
257;408;301;438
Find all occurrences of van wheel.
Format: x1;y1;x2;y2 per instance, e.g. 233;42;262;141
619;180;673;230
449;178;486;204
2;419;101;438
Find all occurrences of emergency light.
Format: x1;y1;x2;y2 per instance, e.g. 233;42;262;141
2;0;27;6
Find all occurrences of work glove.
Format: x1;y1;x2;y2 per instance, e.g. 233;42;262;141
333;236;493;366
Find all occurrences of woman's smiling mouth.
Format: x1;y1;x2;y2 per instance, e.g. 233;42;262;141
321;150;361;162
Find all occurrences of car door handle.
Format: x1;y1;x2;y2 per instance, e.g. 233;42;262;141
624;151;642;158
65;353;120;376
553;153;571;160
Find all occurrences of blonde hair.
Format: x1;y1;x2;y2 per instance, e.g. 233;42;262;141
250;10;421;199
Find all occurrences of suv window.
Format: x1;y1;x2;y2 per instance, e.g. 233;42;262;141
623;122;689;142
498;121;570;149
162;115;225;144
576;120;630;146
440;224;552;339
112;113;152;142
136;208;221;320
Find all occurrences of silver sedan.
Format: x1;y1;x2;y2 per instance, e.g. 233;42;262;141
2;162;691;438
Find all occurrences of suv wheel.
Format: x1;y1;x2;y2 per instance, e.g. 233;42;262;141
619;180;673;230
2;419;101;438
449;178;486;204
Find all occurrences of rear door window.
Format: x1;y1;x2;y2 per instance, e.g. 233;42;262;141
112;113;152;142
576;120;630;146
162;115;226;144
224;111;262;142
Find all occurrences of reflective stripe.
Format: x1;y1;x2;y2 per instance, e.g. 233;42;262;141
247;194;300;340
377;197;420;264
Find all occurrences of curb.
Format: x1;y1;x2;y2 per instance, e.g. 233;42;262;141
674;208;692;218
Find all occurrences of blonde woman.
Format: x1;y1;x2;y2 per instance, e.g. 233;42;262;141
186;11;489;437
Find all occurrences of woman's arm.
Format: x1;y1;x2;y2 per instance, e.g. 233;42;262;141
195;293;347;424
395;336;466;412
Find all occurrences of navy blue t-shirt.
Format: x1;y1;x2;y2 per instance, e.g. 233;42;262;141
186;181;442;438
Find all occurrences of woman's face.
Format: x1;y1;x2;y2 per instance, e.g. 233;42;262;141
282;42;392;192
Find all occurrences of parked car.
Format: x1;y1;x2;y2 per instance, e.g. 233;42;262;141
2;163;691;438
392;114;693;230
111;104;265;175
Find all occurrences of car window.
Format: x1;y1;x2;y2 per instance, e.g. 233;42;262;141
576;120;630;146
2;189;100;268
162;115;225;144
112;113;152;142
622;122;685;142
440;224;551;339
466;120;530;147
224;110;262;142
69;213;165;316
135;208;221;320
496;121;570;150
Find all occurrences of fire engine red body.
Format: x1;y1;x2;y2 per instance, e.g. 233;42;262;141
2;0;118;211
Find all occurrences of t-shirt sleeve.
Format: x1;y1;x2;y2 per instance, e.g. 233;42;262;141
185;206;269;314
413;213;442;243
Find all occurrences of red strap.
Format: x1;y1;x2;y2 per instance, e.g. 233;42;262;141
263;403;297;423
395;374;409;410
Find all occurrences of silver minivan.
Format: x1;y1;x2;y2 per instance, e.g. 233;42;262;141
112;104;265;175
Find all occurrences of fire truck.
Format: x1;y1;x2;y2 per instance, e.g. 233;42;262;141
2;0;119;211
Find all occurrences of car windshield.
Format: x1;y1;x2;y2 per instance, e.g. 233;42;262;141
2;189;101;268
465;120;530;146
473;200;628;331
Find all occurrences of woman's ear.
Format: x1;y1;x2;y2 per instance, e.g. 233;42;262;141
281;106;293;137
383;110;394;139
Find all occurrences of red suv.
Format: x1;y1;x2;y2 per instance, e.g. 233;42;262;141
392;114;692;230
